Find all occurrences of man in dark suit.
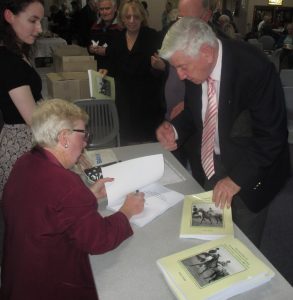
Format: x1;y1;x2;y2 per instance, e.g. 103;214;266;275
156;17;290;247
152;0;225;187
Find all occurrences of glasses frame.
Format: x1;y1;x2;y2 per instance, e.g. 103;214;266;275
72;129;91;141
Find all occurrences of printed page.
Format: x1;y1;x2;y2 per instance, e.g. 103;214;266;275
110;183;184;227
102;154;164;207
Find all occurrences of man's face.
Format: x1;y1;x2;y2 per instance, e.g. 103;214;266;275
178;0;211;22
99;0;116;22
170;48;213;85
178;0;203;18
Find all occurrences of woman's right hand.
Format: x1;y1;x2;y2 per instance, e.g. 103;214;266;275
119;192;145;219
98;69;108;77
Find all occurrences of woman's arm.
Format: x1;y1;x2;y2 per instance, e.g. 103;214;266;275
9;85;38;126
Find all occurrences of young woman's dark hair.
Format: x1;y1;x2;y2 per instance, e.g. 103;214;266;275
0;0;44;57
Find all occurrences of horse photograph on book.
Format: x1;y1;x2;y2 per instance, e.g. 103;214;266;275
181;246;245;287
191;203;223;227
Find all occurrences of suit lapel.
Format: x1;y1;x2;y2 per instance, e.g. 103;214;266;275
218;39;234;145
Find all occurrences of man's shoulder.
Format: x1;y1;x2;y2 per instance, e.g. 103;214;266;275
221;38;270;67
108;22;123;32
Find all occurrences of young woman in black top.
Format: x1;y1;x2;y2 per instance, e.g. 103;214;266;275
0;0;44;199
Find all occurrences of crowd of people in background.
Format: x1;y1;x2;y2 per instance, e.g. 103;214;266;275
45;0;293;69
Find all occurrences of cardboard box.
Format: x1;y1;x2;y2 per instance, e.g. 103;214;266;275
53;45;97;72
46;72;90;101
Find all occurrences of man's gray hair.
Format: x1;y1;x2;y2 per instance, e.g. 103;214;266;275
159;17;217;61
98;0;116;5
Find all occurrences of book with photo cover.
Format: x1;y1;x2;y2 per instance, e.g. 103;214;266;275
180;191;234;240
76;149;119;184
88;69;115;100
157;236;275;300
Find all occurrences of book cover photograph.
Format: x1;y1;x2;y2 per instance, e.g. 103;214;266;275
88;69;115;100
75;149;119;183
157;236;274;300
180;191;234;240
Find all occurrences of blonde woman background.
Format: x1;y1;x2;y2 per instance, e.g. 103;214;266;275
106;0;165;145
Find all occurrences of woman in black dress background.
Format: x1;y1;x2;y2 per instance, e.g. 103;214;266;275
106;0;165;145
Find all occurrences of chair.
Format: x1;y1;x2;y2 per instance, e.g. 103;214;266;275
280;69;293;87
74;99;120;149
258;35;275;51
283;86;293;144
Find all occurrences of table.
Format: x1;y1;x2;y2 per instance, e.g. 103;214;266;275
89;143;293;300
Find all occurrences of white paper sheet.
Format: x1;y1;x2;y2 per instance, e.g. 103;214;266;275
102;154;184;227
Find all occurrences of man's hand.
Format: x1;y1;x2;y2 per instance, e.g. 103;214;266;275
98;69;108;77
89;45;106;56
151;53;166;71
156;121;177;151
212;177;241;209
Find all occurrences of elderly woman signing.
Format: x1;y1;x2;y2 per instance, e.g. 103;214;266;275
0;99;145;300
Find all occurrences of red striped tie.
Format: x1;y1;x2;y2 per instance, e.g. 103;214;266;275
201;76;217;179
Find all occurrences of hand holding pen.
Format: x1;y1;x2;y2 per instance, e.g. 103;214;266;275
120;190;145;219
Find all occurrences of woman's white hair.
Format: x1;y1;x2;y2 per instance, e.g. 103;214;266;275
159;17;217;60
31;99;88;148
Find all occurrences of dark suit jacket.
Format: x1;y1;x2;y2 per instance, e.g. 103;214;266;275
172;38;290;212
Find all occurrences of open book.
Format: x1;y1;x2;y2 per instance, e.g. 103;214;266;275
101;154;184;227
75;149;119;183
180;191;234;240
157;236;274;300
88;69;115;100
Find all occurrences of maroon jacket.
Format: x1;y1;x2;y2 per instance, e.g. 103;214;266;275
0;147;133;300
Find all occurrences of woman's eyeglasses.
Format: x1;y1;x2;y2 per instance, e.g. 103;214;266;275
72;129;91;142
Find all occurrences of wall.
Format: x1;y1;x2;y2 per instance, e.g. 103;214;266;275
145;0;178;31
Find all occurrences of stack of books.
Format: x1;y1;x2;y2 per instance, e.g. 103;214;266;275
157;236;274;300
157;191;274;299
179;191;234;240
